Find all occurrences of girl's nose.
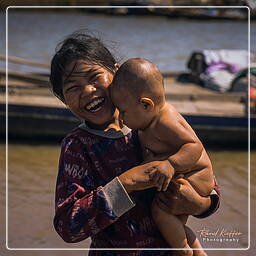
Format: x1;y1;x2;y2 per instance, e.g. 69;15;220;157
81;84;97;96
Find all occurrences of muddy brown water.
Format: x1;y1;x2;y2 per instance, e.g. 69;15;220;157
0;144;255;256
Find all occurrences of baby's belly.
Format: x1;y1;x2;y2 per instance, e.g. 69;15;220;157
139;131;176;156
142;140;177;158
146;146;176;156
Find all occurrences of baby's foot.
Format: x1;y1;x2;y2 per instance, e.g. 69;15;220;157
193;250;208;256
173;247;193;256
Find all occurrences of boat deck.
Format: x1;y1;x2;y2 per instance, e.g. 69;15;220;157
0;55;253;146
1;74;253;147
0;75;246;118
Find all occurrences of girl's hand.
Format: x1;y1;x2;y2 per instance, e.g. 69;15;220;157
118;160;173;193
143;148;174;191
149;163;174;192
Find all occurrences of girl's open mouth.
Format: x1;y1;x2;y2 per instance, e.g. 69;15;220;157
85;97;105;113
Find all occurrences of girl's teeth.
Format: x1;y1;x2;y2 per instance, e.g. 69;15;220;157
86;98;104;110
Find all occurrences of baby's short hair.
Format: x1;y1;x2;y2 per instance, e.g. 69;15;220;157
111;58;165;105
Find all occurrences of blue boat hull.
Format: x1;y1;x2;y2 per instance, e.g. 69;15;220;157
0;103;255;148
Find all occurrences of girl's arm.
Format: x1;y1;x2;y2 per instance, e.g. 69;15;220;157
54;137;134;243
54;137;172;243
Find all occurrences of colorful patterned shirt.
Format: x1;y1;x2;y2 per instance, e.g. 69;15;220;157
54;123;220;256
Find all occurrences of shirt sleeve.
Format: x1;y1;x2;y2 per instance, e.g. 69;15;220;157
193;176;220;219
53;137;135;243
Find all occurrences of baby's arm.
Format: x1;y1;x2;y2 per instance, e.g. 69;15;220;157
143;119;203;192
155;116;204;173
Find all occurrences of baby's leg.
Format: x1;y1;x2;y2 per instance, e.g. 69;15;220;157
173;215;207;256
151;200;193;256
185;226;208;256
184;167;214;197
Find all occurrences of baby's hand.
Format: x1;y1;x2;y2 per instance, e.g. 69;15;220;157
149;163;175;191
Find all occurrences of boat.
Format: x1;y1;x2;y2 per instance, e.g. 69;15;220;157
0;54;255;147
0;100;254;148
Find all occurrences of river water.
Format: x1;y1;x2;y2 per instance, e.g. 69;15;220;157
0;144;255;256
0;8;255;73
0;8;256;256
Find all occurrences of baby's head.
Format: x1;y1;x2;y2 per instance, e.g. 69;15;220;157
111;58;165;130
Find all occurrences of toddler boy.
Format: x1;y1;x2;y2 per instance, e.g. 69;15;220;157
110;58;214;256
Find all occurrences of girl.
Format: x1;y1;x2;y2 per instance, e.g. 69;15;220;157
50;32;220;256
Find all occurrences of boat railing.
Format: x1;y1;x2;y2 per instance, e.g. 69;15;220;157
0;54;50;87
0;54;50;69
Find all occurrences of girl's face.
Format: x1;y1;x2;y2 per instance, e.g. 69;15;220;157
62;59;117;129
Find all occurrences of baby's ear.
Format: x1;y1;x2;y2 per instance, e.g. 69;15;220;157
139;97;155;110
114;63;120;71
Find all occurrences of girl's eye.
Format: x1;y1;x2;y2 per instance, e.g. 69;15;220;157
90;74;101;83
66;85;79;92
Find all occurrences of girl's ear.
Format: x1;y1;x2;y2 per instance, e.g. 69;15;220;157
139;97;155;110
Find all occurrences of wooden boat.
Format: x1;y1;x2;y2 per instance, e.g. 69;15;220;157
0;107;249;149
0;98;254;147
0;54;255;147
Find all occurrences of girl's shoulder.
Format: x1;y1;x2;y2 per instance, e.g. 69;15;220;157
65;126;91;139
60;127;96;149
61;126;140;154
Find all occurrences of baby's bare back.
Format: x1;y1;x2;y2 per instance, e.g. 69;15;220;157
139;103;214;196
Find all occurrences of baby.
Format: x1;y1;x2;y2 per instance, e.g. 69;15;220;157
110;58;214;256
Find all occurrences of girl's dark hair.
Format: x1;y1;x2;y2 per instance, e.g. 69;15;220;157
49;32;117;102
